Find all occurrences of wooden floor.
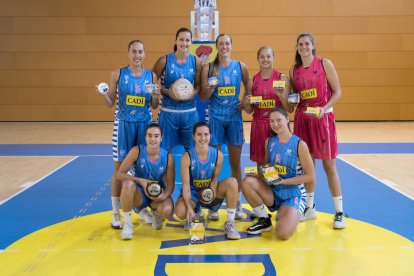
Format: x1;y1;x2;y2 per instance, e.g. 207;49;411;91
1;121;413;201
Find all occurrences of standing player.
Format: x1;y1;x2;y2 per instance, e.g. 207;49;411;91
289;33;346;229
243;46;293;167
243;108;314;240
97;40;160;229
152;27;202;151
175;122;240;240
117;123;175;240
199;34;249;220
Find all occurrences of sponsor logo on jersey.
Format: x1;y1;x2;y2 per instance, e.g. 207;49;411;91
274;165;287;175
218;86;236;96
193;179;211;189
259;99;275;109
126;95;145;106
300;88;317;100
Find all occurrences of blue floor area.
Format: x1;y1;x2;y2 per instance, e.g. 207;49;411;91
1;143;414;156
0;143;413;250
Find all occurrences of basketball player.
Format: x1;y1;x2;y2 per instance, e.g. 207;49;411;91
116;123;175;240
243;46;293;167
152;27;203;151
174;122;241;240
199;34;249;220
289;33;346;229
243;108;314;240
97;40;160;229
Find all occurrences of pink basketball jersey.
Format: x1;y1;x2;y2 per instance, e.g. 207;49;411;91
293;56;332;110
252;69;283;122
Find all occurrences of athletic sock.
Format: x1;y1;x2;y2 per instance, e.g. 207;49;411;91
333;196;343;213
253;204;268;218
227;208;236;221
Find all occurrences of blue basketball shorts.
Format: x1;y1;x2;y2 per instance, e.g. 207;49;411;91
208;116;244;147
267;184;307;213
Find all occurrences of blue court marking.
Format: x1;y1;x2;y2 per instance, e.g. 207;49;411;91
0;143;413;250
154;254;276;276
1;143;413;156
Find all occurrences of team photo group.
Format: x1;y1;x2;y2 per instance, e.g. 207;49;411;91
96;27;346;242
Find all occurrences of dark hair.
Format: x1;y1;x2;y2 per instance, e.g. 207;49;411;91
269;107;291;134
209;34;232;77
193;122;210;135
173;27;193;52
128;40;144;51
257;46;274;60
146;123;162;136
294;33;316;68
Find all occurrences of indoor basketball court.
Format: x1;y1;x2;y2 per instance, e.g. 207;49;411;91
0;0;413;275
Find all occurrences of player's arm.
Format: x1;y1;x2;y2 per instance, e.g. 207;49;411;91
180;152;193;208
116;146;147;189
193;57;203;96
210;150;223;195
150;72;160;109
278;140;315;185
278;74;294;113
199;63;214;101
321;58;342;114
242;77;253;114
288;66;297;92
162;152;175;198
238;62;250;110
99;69;119;108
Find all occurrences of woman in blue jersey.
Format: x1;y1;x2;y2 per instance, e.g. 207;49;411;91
200;34;250;220
242;108;315;240
152;27;203;151
116;123;175;240
174;122;241;240
97;40;160;230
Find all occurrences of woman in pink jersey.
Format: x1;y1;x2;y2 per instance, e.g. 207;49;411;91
289;33;346;229
243;46;293;166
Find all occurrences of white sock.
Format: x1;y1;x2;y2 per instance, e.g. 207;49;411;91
122;211;132;225
111;197;120;214
227;208;236;221
253;204;268;218
333;196;343;213
307;192;314;208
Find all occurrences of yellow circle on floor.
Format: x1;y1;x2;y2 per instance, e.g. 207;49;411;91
1;208;413;275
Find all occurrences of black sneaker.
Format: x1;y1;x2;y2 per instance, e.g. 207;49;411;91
247;217;272;234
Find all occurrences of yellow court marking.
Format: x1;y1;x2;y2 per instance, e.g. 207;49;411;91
0;208;413;276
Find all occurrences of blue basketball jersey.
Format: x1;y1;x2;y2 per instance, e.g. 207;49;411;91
116;66;154;122
134;145;169;188
161;52;197;110
187;146;218;191
267;134;304;180
208;60;243;121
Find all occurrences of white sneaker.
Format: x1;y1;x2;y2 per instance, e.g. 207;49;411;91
111;213;123;229
333;212;346;229
225;220;241;240
152;210;163;230
195;208;205;218
235;201;245;220
300;204;317;222
207;209;219;220
138;208;153;224
121;223;133;240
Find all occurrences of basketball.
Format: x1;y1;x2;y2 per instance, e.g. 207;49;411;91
198;187;215;204
171;78;195;100
97;82;109;94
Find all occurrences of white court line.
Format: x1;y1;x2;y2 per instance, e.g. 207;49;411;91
0;157;79;206
338;156;414;201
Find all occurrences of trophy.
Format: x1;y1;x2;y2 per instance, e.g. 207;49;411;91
146;181;161;197
208;76;220;86
305;107;321;117
145;83;159;94
249;96;262;104
244;166;258;176
97;82;109;94
273;80;286;89
198;187;215;204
